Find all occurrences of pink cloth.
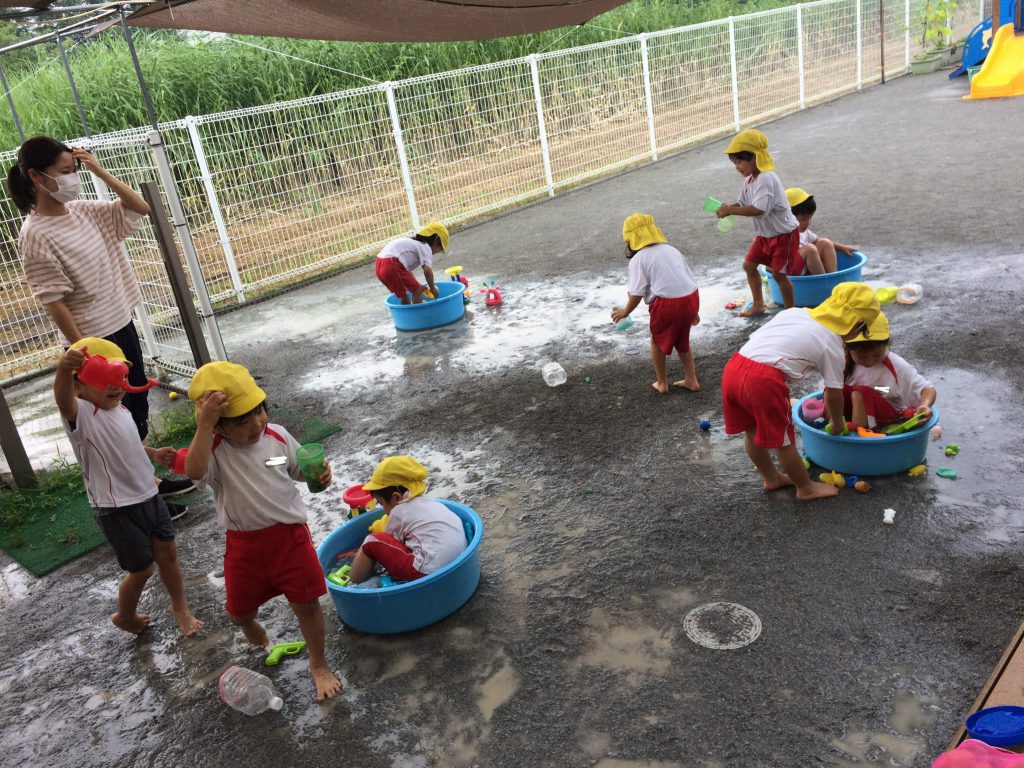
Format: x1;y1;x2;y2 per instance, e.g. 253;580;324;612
932;740;1024;767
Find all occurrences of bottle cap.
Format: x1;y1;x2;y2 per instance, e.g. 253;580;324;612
269;696;284;711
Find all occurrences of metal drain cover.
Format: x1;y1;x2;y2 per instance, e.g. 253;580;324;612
683;602;762;650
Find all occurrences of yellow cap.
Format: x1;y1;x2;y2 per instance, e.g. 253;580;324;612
848;312;889;343
69;337;128;363
362;455;428;498
785;187;811;208
724;129;775;172
807;282;880;335
622;213;668;252
416;222;449;251
188;361;266;418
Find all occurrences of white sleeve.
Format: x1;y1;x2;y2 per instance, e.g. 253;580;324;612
889;353;933;407
625;254;648;298
817;337;847;389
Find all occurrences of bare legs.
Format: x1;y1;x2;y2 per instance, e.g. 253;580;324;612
291;600;342;702
800;240;838;275
740;260;766;317
348;545;375;583
743;430;838;501
111;565;153;635
850;389;868;428
650;343;700;394
112;540;202;637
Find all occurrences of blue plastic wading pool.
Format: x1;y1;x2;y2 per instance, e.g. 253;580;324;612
384;280;466;331
793;392;939;476
767;250;867;308
317;499;483;634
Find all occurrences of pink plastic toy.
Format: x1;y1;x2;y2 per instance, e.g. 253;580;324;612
801;398;825;421
932;739;1024;767
173;448;189;475
78;352;158;393
481;281;503;307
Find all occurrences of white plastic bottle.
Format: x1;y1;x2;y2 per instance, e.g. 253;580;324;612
541;362;567;387
219;665;284;715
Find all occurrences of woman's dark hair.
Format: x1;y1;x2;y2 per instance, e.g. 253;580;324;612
6;136;72;214
843;338;890;380
791;196;817;217
369;485;408;502
413;233;441;249
728;150;755;162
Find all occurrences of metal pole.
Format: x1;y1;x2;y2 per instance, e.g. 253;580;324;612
0;386;35;488
728;17;741;131
905;0;911;70
140;181;212;368
797;5;806;108
639;35;658;162
0;62;25;143
55;31;90;137
528;56;555;198
856;0;863;89
880;0;887;84
384;82;420;230
120;9;159;130
185;115;246;303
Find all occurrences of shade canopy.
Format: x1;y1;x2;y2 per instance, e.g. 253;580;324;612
124;0;631;42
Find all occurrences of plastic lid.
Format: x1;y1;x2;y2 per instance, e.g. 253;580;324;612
966;706;1024;746
269;696;284;711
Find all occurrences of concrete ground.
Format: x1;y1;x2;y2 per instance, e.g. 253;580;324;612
1;70;1023;768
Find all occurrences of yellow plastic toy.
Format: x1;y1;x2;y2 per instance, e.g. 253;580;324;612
965;24;1024;100
819;471;846;488
876;286;898;304
907;464;927;477
368;514;389;534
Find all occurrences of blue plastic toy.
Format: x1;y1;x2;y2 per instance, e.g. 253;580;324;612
699;419;711;431
949;1;1018;79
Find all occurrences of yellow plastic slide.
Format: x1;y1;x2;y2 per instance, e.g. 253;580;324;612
965;24;1024;99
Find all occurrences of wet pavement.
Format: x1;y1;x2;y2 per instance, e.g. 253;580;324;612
1;72;1023;767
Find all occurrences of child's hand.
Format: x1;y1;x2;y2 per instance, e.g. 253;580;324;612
610;307;629;323
196;390;228;428
716;204;733;218
914;404;933;421
692;313;701;326
149;446;177;469
318;460;333;489
58;348;86;373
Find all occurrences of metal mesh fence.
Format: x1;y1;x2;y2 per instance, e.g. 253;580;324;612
0;0;985;382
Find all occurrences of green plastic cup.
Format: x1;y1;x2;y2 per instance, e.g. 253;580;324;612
702;196;722;213
717;215;735;233
295;443;326;493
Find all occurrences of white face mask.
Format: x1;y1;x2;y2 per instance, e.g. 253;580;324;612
41;171;81;204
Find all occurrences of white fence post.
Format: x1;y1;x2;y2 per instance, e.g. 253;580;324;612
856;0;864;89
528;55;556;197
185;116;246;304
905;0;912;69
147;129;227;361
728;17;741;130
384;82;420;230
797;4;806;108
639;34;658;161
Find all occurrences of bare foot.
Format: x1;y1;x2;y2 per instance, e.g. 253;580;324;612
651;381;669;394
173;608;204;638
763;474;795;492
673;379;701;392
311;665;342;702
111;611;151;635
240;620;270;647
739;303;766;318
796;481;840;501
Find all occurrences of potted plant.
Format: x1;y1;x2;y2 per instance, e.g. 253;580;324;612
911;0;958;74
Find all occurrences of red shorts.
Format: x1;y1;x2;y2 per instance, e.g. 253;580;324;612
744;227;804;276
721;352;795;448
361;531;426;582
648;290;700;355
376;257;419;299
843;385;912;424
224;523;327;617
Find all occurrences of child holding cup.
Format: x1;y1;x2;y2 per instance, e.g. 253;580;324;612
184;361;341;703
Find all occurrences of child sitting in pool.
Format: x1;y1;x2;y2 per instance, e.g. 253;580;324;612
844;313;936;429
375;222;448;305
348;456;466;584
785;188;857;276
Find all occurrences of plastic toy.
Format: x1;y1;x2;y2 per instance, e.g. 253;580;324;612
937;468;958;479
169;391;179;400
965;24;1024;100
882;508;896;525
854;480;871;493
699;419;711;431
876;286;898;304
173;448;189;476
945;444;960;456
884;414;921;435
481;281;503;307
422;287;435;300
801;398;825;422
445;266;471;305
819;471;846;488
825;422;851;436
930;425;944;440
846;475;860;486
856;426;887;438
908;464;927;477
368;514;389;534
766;251;867;308
802;456;811;469
379;575;395;588
342;483;377;519
77;351;159;393
265;640;306;666
327;564;351;587
385;280;466;331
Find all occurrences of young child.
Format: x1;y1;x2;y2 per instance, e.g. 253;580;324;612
721;282;880;501
184;362;341;702
54;337;203;637
716;129;801;316
348;456;467;585
374;222;448;305
785;187;857;276
843;313;936;429
611;213;701;394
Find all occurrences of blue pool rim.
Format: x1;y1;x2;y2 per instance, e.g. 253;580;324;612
317;499;483;634
792;392;939;476
767;250;867;308
384;279;466;331
965;705;1024;747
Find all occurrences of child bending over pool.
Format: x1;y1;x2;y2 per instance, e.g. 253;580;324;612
716;129;802;316
721;282;880;500
375;222;448;305
785;187;857;275
348;456;466;585
843;313;936;429
611;213;701;394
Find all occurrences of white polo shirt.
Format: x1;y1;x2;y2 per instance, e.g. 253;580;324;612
738;172;799;239
376;237;432;271
739;307;846;388
626;243;698;304
384;495;467;575
847;352;932;410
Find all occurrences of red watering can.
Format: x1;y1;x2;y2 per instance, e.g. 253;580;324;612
77;352;159;394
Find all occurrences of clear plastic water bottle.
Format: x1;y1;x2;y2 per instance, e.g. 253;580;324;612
896;283;922;304
541;362;567;387
219;665;284;715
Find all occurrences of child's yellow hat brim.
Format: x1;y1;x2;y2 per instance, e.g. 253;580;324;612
785;187;811;207
188;361;266;418
808;282;880;335
847;312;889;343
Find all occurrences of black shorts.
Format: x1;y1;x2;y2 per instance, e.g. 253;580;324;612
93;495;174;573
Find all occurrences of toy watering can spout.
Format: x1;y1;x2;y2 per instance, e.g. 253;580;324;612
77;352;159;394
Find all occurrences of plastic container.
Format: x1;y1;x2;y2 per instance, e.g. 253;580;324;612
316;499;483;634
172;448;189;476
766;250;868;308
342;483;373;516
702;196;722;213
793;392;939;475
896;283;923;304
966;706;1024;747
219;666;283;715
384;280;466;331
542;362;567;387
295;443;326;493
716;216;735;233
